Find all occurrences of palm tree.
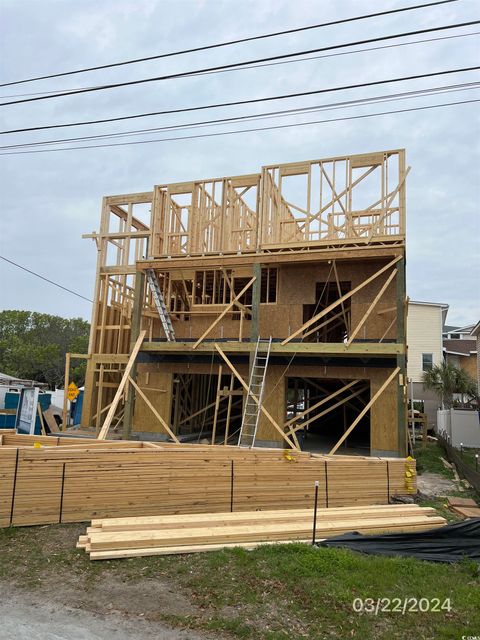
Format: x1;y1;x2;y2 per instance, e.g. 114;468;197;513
422;361;478;409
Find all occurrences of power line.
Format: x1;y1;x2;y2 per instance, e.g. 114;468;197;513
2;21;478;107
0;256;92;302
2;98;477;156
2;30;477;101
2;82;478;151
0;0;459;88
2;65;478;135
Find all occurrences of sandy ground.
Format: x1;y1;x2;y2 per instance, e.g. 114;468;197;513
0;584;219;640
416;471;459;497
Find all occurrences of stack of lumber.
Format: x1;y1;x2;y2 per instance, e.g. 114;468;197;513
1;433;417;527
77;504;446;560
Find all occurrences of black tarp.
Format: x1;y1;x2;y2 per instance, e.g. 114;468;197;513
319;518;480;563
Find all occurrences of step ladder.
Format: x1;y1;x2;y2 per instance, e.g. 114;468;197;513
238;336;272;447
146;269;176;342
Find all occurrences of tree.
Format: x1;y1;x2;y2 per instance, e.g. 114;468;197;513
0;310;90;389
422;361;478;409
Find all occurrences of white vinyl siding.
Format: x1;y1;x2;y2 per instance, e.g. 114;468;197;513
407;303;444;383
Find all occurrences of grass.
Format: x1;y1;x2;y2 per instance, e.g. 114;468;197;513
414;443;454;478
458;447;480;472
413;442;480;518
0;524;479;639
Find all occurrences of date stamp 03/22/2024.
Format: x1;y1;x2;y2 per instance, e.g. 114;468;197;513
352;597;479;638
352;597;451;615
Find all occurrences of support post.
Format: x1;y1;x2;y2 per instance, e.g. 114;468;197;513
250;263;261;345
123;272;145;440
248;263;262;436
61;352;71;431
224;375;235;445
211;365;223;445
396;256;407;456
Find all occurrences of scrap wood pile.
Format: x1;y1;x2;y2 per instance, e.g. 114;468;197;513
1;433;416;527
446;496;480;519
77;504;446;560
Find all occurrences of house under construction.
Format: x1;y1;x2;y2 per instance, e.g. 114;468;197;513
80;148;408;457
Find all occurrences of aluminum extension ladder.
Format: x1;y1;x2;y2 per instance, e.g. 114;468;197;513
145;269;176;342
238;336;272;447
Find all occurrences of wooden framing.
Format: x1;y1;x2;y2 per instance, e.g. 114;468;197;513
193;276;256;348
97;331;146;440
214;344;298;450
80;149;408;457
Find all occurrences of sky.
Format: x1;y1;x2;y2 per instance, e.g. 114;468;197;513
0;0;479;328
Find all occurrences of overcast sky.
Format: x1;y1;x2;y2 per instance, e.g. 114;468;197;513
0;0;479;328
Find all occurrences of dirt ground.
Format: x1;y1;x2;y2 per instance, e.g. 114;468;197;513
1;583;218;640
0;523;228;640
416;472;459;497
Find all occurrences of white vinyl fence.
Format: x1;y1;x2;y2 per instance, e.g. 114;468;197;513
437;408;480;448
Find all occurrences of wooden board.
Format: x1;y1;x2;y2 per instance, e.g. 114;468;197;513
77;503;444;560
446;496;478;508
449;506;480;518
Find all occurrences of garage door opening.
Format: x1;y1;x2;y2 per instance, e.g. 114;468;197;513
286;377;370;455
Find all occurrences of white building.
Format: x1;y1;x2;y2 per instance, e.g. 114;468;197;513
406;301;449;428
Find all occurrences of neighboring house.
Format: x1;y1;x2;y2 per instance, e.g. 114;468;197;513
407;301;449;428
470;321;480;394
443;323;478;384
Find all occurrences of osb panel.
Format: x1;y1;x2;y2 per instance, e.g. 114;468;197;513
370;369;399;452
133;368;173;433
278;264;319;305
257;365;286;442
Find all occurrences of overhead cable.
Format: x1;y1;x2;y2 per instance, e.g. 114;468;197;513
0;256;93;302
2;81;478;150
1;21;478;106
0;0;459;88
2;98;477;156
2;65;478;135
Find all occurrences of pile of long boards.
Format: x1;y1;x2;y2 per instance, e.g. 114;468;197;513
77;504;446;560
1;432;416;527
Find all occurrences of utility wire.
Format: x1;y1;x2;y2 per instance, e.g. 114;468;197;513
2;65;478;135
2;82;478;150
2;98;477;156
2;30;477;101
0;0;459;88
2;21;478;107
0;256;93;302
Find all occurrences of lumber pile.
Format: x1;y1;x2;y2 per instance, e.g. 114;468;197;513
77;504;446;560
446;496;480;519
0;433;417;527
